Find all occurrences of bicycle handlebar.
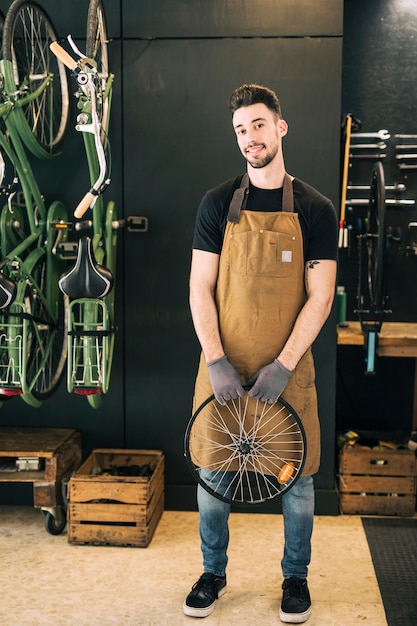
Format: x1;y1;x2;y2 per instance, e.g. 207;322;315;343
75;191;96;219
50;41;78;72
50;39;110;220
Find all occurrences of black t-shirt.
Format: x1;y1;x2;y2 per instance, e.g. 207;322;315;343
192;175;339;262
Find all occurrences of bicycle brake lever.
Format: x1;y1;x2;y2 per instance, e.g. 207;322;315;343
67;35;96;71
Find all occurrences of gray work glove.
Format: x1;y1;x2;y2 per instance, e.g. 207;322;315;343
207;356;245;405
248;359;292;404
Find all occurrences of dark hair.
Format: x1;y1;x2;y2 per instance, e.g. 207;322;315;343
228;84;282;118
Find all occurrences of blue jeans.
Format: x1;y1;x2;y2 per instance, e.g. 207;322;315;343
197;475;315;579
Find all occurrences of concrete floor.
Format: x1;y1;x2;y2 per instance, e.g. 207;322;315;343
0;506;388;626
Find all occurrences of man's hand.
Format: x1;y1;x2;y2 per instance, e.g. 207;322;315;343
207;356;245;405
248;359;292;404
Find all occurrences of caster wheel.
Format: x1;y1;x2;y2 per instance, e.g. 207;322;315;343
43;507;67;535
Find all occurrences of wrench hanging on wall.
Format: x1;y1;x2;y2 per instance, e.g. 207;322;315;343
351;129;391;140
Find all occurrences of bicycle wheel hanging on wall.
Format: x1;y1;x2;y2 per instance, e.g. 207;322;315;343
86;0;110;138
2;0;70;156
0;246;68;405
184;390;306;505
366;160;388;313
356;160;391;373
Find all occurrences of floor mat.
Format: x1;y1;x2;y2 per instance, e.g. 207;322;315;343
362;517;417;626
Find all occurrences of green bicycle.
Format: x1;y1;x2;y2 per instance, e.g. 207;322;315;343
0;0;70;407
51;0;121;409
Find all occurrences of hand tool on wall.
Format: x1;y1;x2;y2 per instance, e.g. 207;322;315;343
347;183;406;192
346;198;415;207
339;114;353;248
351;129;391;140
350;153;386;160
396;154;417;160
398;163;417;170
350;142;386;150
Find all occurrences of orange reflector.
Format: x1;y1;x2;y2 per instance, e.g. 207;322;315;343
74;388;102;396
277;463;295;485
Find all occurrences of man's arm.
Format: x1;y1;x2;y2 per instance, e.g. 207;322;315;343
277;259;337;371
189;249;245;404
189;249;224;362
248;258;337;403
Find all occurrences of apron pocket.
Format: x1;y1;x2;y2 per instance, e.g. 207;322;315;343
229;230;296;277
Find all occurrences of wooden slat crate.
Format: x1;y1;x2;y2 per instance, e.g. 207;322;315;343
68;449;164;547
339;447;417;516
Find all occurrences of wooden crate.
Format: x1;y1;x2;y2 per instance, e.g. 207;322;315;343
68;449;164;547
339;447;417;516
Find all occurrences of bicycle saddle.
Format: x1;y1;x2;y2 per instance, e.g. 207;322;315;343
0;273;16;308
59;236;113;299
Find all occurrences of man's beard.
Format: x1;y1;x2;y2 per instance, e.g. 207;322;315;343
245;144;279;169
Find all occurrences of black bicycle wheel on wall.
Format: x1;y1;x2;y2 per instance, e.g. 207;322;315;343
366;161;387;312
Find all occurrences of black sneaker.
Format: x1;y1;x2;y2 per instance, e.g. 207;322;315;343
183;572;227;617
279;577;312;623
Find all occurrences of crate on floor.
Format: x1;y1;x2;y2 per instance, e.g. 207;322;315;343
68;449;164;547
339;446;416;516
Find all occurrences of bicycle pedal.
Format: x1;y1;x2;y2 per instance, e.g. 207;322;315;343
56;242;78;260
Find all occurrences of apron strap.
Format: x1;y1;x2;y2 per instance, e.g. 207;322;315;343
227;174;249;223
227;172;294;222
282;173;294;213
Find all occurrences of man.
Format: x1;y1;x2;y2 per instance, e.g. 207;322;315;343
185;84;338;623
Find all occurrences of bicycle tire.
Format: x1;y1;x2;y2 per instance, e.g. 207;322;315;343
366;161;386;311
22;252;68;400
185;390;306;505
86;0;110;138
0;10;5;39
1;0;70;156
0;249;68;403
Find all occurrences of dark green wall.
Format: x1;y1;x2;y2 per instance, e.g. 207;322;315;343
0;0;343;513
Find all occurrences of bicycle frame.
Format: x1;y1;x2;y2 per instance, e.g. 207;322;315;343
0;58;68;406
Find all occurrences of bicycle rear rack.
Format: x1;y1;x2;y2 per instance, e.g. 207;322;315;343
67;298;113;395
0;303;26;395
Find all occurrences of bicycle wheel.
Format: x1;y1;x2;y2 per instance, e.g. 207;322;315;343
0;249;68;404
185;390;306;505
2;0;70;156
22;251;68;401
0;10;5;40
366;161;387;310
86;0;110;137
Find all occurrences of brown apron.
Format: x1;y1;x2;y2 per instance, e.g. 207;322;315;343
191;174;320;476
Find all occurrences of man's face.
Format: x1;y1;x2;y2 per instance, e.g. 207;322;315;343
232;103;287;169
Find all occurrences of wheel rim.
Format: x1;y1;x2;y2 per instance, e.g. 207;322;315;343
185;392;306;505
2;0;70;153
24;259;68;398
367;161;386;310
86;0;110;138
